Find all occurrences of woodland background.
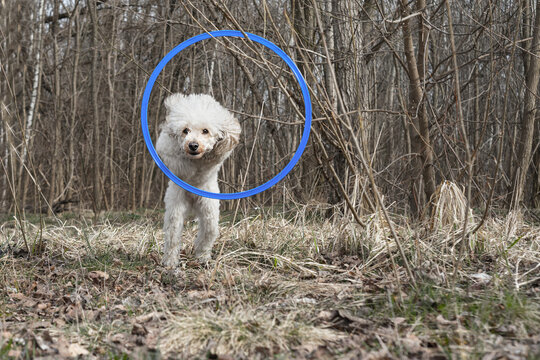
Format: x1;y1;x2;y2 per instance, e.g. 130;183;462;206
1;0;539;218
1;1;540;358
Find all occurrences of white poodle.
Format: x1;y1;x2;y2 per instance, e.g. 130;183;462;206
156;93;241;267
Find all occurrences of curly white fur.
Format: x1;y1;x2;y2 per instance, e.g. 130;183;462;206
156;93;241;267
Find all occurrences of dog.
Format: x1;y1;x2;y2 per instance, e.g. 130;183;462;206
156;93;241;267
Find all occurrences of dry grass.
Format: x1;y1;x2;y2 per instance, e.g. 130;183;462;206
429;180;475;232
161;309;343;358
0;208;539;359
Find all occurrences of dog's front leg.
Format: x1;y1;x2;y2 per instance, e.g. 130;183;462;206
194;198;220;262
162;205;185;268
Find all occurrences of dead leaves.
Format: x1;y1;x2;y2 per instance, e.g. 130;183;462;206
135;311;166;324
88;270;110;282
1;218;539;360
0;328;89;359
315;309;443;359
436;314;457;326
57;341;90;358
0;258;173;358
131;323;148;336
318;309;372;331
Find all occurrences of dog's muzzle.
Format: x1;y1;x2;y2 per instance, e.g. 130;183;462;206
188;142;201;155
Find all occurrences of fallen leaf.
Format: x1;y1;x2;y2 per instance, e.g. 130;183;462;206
317;310;337;322
22;299;38;308
336;309;371;325
41;330;53;343
493;324;517;336
110;333;125;343
391;317;406;325
132;323;148;336
401;333;422;353
68;343;89;356
64;304;84;322
317;309;371;330
135;312;165;323
58;341;89;357
88;271;110;282
34;286;53;299
436;315;456;325
469;272;492;283
112;304;127;313
33;335;50;351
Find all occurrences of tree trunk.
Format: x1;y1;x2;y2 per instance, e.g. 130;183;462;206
400;0;437;215
49;0;63;214
18;0;45;209
89;0;102;214
67;8;81;209
510;0;540;207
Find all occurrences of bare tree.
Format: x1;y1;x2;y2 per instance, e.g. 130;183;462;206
0;0;537;217
399;0;436;215
510;0;540;208
89;0;101;214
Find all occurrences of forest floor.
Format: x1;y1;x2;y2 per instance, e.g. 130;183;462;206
0;209;539;359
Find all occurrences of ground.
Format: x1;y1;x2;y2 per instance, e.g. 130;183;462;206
0;209;539;359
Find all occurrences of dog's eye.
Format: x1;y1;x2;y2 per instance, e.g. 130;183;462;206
182;128;189;134
202;129;209;134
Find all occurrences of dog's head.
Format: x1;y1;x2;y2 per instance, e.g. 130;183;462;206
161;93;240;160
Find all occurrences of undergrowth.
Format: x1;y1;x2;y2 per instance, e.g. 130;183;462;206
0;208;539;359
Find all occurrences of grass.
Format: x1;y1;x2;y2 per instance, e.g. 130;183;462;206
0;208;539;359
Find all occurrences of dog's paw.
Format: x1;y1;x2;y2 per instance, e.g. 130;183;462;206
195;252;211;265
161;255;179;268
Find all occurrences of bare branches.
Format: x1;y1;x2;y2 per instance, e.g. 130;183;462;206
0;0;538;219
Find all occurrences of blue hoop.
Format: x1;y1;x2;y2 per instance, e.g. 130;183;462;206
141;30;312;200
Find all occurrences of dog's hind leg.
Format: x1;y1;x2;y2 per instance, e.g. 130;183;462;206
162;201;186;268
193;198;220;262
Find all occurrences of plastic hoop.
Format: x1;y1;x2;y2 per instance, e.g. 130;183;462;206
141;30;312;200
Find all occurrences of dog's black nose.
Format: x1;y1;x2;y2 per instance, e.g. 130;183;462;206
188;142;199;151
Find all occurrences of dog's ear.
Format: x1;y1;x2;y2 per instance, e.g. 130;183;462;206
217;130;225;142
164;93;185;113
215;116;241;150
206;115;241;162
